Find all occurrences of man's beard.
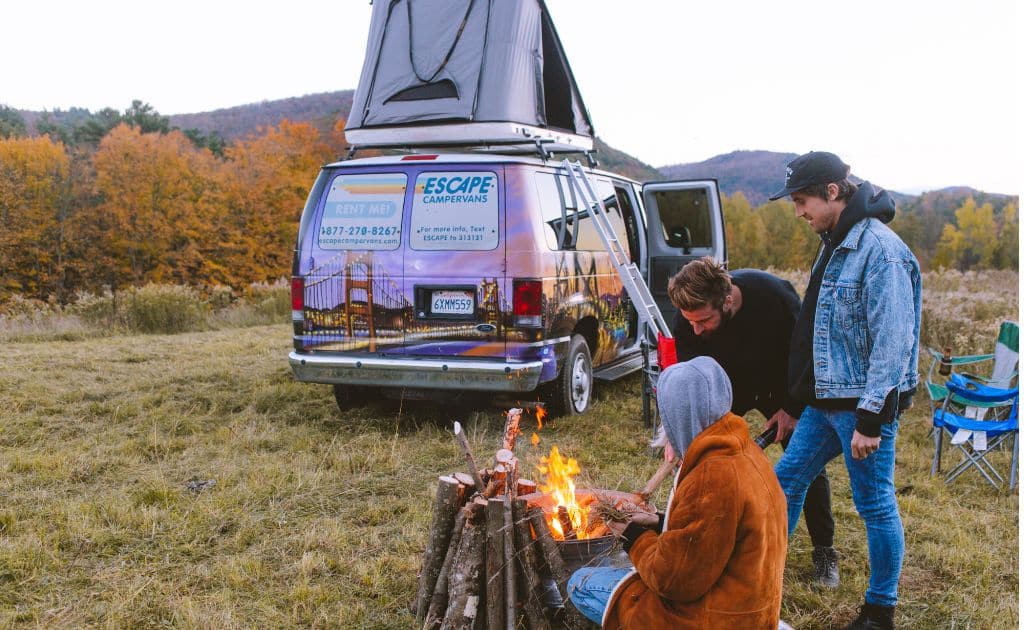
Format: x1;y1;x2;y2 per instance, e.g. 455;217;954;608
698;306;733;339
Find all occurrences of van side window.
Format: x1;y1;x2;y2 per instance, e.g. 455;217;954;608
651;188;713;251
534;172;565;250
534;172;627;252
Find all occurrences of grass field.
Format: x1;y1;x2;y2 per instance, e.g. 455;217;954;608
0;271;1018;628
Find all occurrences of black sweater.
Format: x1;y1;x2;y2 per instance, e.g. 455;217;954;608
672;269;804;420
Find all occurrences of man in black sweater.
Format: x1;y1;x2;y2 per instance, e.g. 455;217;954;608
669;256;839;588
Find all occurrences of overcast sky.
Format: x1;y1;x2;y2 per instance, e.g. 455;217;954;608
2;0;1019;195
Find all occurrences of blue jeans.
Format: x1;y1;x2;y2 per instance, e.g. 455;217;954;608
774;406;904;607
567;567;633;625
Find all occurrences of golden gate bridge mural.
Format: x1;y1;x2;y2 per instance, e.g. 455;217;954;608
300;252;510;352
299;250;632;358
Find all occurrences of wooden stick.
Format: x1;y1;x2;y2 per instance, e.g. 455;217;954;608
502;497;516;630
512;500;550;630
424;508;468;630
485;498;507;630
416;476;467;625
502;408;523;451
526;507;589;630
442;502;486;629
637;457;678;501
453;421;486;493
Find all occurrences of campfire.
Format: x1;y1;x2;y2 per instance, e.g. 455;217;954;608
414;407;662;630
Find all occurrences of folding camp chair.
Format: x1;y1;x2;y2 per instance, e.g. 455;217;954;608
931;373;1019;490
925;320;1019;415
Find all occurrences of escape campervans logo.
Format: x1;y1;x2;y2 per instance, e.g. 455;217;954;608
420;175;494;204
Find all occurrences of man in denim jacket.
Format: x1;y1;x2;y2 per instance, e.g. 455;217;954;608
770;152;921;630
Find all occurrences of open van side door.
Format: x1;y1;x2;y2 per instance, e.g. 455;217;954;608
642;180;727;326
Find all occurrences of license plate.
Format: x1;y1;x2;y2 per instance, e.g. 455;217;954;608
431;290;475;315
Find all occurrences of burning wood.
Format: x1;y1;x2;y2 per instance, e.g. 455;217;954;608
418;409;640;628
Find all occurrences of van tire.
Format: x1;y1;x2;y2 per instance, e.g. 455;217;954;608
332;384;374;410
545;334;593;416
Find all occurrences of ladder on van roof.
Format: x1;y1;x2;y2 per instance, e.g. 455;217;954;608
560;159;672;341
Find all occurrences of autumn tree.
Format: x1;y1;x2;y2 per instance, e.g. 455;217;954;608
991;201;1018;270
0;136;71;298
932;198;999;270
79;124;216;288
207;120;332;286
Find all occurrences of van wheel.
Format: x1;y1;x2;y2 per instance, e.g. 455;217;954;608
546;335;593;416
332;384;374;411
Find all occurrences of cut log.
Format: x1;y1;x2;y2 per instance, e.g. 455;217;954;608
512;499;550;630
416;476;467;626
526;507;590;630
557;506;577;541
502;408;523;451
516;479;537;496
424;508;468;630
502;497;516;630
485;498;507;630
453;421;487;492
453;472;477;490
483;463;506;499
441;502;487;630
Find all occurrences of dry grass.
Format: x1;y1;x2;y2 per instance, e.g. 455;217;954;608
0;272;1018;628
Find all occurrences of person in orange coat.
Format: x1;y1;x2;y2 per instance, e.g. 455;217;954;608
568;356;788;628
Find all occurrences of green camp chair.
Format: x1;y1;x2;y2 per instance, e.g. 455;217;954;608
925;320;1019;415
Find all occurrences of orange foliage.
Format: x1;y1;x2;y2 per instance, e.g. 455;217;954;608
0;135;70;297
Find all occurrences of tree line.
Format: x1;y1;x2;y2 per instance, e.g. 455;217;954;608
0;102;1017;303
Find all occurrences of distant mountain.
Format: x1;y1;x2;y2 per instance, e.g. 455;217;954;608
655;150;1018;207
168;90;356;141
659;150;797;205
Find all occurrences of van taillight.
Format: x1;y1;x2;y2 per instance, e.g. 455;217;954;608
513;279;542;327
291;277;304;312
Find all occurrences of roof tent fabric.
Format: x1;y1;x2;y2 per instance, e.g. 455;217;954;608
346;0;593;143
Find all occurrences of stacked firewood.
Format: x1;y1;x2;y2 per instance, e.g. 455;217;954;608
413;409;592;630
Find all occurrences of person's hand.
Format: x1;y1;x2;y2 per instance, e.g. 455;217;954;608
851;430;881;460
605;518;627;538
663;439;676;463
766;409;797;443
630;511;659;527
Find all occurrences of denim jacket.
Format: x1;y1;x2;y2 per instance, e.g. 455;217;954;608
812;217;921;416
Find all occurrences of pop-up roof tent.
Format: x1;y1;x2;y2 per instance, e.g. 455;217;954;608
345;0;594;153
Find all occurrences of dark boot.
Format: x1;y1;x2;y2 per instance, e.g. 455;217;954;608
844;602;895;630
811;545;840;588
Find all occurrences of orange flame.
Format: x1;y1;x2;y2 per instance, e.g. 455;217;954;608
536;446;589;539
531;432;540;447
535;406;547;430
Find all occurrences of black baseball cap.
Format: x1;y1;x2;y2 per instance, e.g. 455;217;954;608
768;151;851;200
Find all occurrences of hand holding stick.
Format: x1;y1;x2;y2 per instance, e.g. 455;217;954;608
636;457;678;502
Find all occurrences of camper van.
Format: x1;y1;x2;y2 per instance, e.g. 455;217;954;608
288;153;725;414
288;0;726;414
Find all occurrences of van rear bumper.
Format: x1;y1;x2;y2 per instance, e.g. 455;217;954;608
288;352;544;392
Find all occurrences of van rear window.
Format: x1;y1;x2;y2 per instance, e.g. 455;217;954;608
410;171;499;250
317;173;406;250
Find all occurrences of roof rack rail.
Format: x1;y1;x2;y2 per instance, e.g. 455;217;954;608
342;121;598;166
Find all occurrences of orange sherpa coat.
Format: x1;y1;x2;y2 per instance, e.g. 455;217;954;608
602;413;788;629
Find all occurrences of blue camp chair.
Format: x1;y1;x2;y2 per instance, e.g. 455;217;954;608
925;321;1019;415
931;373;1018;489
